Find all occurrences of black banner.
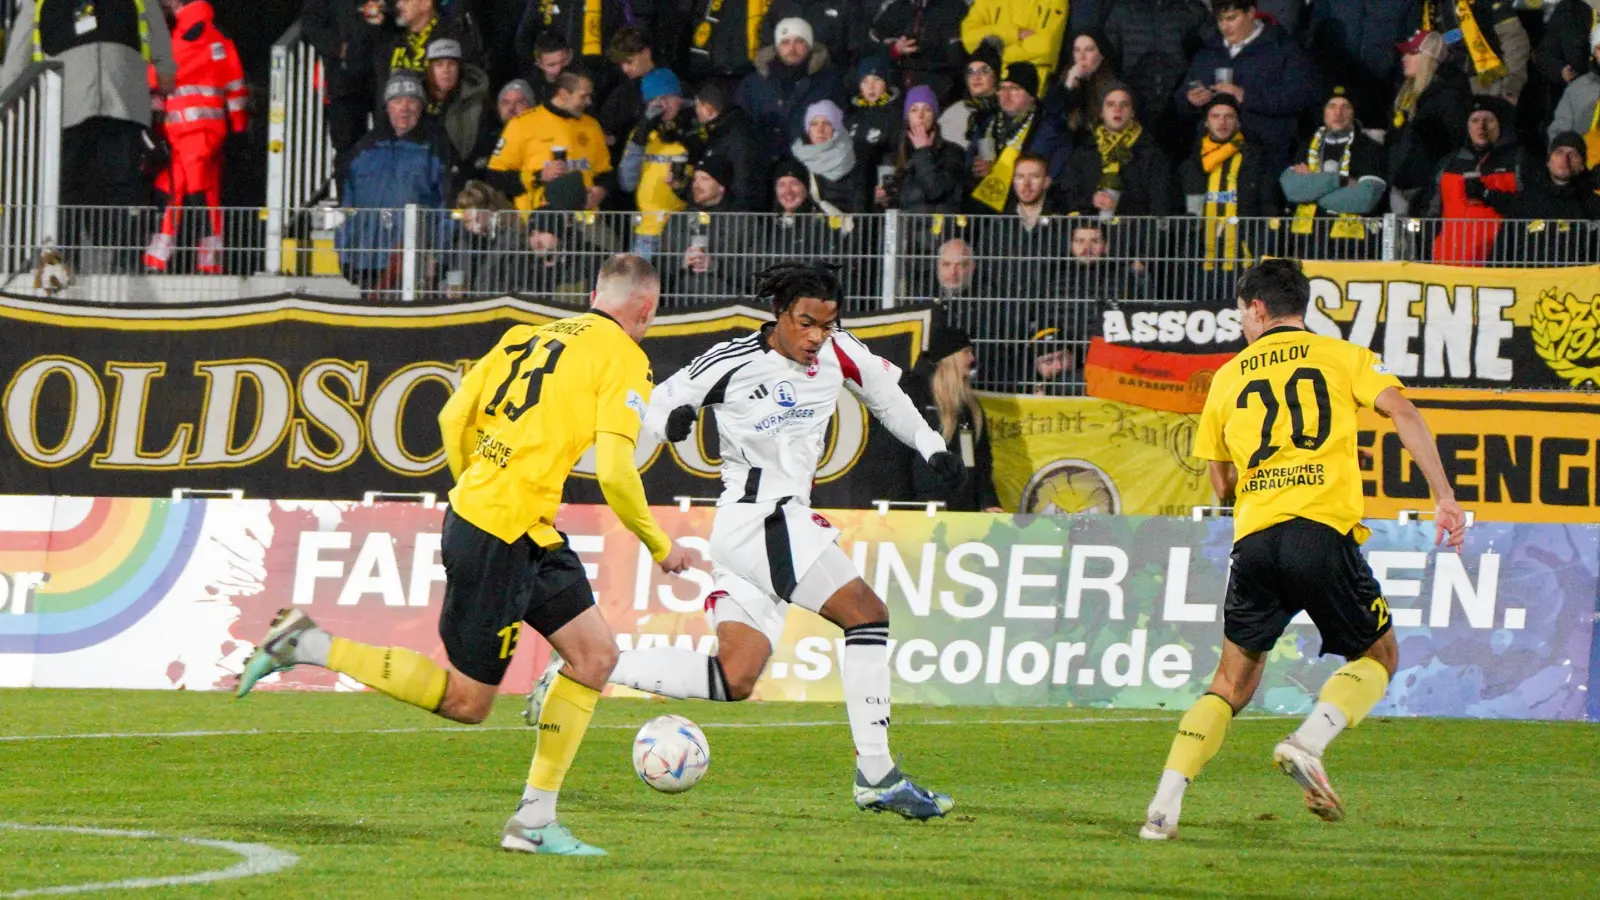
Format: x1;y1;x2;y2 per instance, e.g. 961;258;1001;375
0;295;931;506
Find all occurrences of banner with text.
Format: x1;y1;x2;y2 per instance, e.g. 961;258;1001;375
1358;388;1600;524
7;497;1589;719
1301;261;1600;389
980;393;1215;517
0;296;929;506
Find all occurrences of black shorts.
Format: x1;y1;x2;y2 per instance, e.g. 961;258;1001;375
1224;518;1391;660
437;507;594;685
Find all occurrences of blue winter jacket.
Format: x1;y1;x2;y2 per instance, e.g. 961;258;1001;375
338;123;453;272
1174;18;1321;172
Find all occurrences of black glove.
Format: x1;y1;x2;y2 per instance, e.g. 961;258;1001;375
927;451;967;493
666;405;697;442
1463;176;1487;203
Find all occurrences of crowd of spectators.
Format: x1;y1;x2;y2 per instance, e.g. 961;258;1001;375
10;0;1600;295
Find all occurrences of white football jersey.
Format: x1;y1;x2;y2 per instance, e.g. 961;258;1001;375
646;327;947;506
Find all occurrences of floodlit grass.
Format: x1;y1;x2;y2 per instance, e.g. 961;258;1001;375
1;690;1596;898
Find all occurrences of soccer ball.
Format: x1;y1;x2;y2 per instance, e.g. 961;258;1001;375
632;714;710;794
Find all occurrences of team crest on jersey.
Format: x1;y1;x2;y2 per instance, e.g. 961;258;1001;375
811;513;832;529
625;389;646;422
805;362;819;377
773;381;797;408
1372;362;1392;375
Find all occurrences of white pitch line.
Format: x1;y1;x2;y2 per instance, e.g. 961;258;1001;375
0;715;1294;744
0;823;298;898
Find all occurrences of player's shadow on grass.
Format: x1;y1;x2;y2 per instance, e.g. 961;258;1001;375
210;814;419;844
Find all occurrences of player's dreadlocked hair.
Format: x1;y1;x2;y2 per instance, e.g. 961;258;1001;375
752;261;846;318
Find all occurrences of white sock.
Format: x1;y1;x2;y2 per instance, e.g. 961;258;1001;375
609;647;728;700
1291;701;1349;756
842;623;894;784
515;785;558;828
292;627;331;666
1150;768;1189;818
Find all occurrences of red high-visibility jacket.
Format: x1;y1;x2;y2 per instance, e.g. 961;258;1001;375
164;1;248;135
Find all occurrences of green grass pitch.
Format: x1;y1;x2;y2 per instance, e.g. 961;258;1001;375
1;689;1597;898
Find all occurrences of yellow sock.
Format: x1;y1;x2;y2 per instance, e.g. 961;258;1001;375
327;637;448;712
1163;693;1234;780
528;673;600;792
1319;656;1390;727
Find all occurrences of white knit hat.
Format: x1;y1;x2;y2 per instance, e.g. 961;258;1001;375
775;17;814;47
1590;23;1600;50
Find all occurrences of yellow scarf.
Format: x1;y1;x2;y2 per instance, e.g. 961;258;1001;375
1451;0;1507;81
970;111;1035;212
692;0;769;62
392;17;436;72
1292;129;1367;238
1200;133;1243;174
1093;122;1142;190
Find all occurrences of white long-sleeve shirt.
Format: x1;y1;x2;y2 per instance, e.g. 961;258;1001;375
646;327;947;507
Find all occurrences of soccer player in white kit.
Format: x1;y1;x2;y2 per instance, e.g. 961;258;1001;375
529;263;967;819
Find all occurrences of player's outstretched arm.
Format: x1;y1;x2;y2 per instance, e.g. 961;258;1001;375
835;335;957;471
1373;387;1466;551
594;431;691;573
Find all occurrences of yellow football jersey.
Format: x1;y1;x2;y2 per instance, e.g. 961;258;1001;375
441;311;653;547
1196;326;1402;544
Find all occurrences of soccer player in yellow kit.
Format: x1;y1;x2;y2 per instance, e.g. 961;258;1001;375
1139;259;1467;840
238;255;691;856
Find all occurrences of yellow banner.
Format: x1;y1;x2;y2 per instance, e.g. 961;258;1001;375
1301;260;1600;389
980;394;1214;516
1359;388;1600;524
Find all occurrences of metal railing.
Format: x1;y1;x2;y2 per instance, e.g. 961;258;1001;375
265;22;337;274
4;204;1597;388
0;62;62;275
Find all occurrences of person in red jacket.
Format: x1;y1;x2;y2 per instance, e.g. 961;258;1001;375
1429;95;1524;266
144;0;248;273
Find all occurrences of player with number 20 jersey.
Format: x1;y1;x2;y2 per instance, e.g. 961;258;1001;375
1139;259;1467;841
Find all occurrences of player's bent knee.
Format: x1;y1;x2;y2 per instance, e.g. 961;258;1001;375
722;665;760;701
1363;631;1400;676
564;641;619;691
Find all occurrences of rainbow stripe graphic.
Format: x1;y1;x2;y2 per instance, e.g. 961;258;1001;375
0;498;206;654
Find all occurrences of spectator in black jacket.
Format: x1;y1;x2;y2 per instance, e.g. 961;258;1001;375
1174;0;1320;177
662;156;749;300
966;62;1065;211
514;0;652;105
736;17;841;157
686;79;768;211
881;84;966;214
1279;85;1387;258
685;0;765;80
1045;28;1120;137
375;0;482;113
847;56;902;176
1101;0;1212;161
1537;0;1600;96
1487;132;1600;264
761;0;870;76
791;99;868;214
901;326;1001;512
1176;94;1270;299
869;0;969;106
1307;0;1416;127
301;0;390;163
523;32;571;105
596;27;655;164
938;40;1001;149
1387;30;1469;216
1057;83;1172;217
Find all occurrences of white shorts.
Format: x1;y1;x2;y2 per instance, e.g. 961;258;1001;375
705;500;859;650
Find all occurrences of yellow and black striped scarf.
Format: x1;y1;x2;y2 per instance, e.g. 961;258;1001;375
1093;122;1142;190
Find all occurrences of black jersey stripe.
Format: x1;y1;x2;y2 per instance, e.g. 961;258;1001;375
687;334;763;378
764;498;798;601
700;361;749;408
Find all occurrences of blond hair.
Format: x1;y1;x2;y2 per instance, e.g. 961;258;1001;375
1394;34;1444;120
931;352;982;442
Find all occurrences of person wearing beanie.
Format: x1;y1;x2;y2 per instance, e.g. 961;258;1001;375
1177;0;1319;176
960;0;1070;88
687;78;768;211
937;39;1002;149
1386;29;1470;216
848;55;904;174
421;37;495;182
791;99;869;215
659;151;749;298
336;67;454;296
965;60;1064;213
1429;93;1526;265
761;1;870;75
880;83;966;218
1277;85;1386;255
618;67;691;259
868;0;969;107
736;11;839;157
900;325;1001;513
1481;131;1600;262
1058;83;1172;218
1548;24;1600;159
1176;85;1270;299
1046;28;1120;137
